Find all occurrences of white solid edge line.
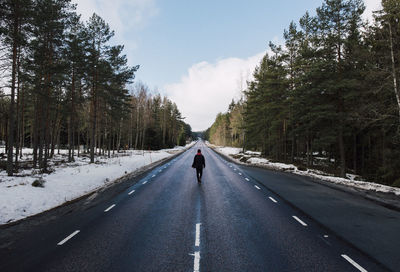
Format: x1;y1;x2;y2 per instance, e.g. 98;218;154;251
269;197;278;203
292;216;308;226
57;230;80;246
193;251;200;272
245;178;250;181
254;185;261;190
143;180;148;184
341;255;368;272
104;204;116;212
128;189;135;195
195;223;201;247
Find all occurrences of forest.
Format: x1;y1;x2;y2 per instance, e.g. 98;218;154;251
0;0;192;176
206;0;400;187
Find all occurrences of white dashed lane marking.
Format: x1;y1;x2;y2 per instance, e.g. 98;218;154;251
269;197;278;203
195;223;201;247
128;189;135;195
57;230;80;246
245;178;250;181
292;216;307;226
254;185;261;190
192;223;201;272
193;252;200;272
341;255;368;272
142;180;148;185
104;204;116;212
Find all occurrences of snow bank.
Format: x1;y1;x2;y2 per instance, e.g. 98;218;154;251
0;142;195;225
212;145;400;196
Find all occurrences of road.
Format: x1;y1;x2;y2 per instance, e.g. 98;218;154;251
0;141;397;271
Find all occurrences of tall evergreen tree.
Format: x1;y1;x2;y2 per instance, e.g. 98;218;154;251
85;13;114;163
0;0;32;175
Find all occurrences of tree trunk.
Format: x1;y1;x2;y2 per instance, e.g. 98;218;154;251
338;125;346;178
117;119;122;152
134;104;140;149
90;80;96;163
77;129;80;157
388;22;400;122
33;96;39;168
353;133;357;174
68;69;75;162
6;4;20;176
19;84;25;159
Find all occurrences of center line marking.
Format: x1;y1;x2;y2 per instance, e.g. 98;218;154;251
57;230;80;245
195;223;201;247
254;185;261;190
292;216;308;226
104;204;116;212
269;197;278;203
193;251;200;272
190;222;201;272
341;255;368;272
142;180;148;184
128;189;135;195
245;178;250;181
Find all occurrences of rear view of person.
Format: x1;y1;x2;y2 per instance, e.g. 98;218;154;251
192;149;205;183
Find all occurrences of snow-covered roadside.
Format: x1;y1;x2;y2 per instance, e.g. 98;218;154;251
0;142;195;225
207;143;400;197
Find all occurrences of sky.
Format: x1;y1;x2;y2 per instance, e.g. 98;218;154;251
73;0;382;131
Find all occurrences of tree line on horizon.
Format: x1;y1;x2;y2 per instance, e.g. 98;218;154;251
0;0;192;176
205;0;400;187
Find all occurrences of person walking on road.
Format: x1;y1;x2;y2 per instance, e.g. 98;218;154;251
192;149;205;183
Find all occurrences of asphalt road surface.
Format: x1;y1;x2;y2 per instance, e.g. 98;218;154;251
1;141;398;271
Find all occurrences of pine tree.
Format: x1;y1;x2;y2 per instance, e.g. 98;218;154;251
64;13;87;162
27;0;75;169
0;0;32;175
85;13;114;163
314;0;365;177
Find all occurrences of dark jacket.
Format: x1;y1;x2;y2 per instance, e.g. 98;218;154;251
192;153;205;169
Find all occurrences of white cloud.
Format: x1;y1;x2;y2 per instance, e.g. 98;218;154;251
72;0;158;40
164;52;265;131
363;0;382;21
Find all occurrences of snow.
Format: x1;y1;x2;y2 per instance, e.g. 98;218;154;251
217;147;242;155
211;144;400;197
0;142;195;225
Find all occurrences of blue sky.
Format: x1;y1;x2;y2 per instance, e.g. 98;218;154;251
135;0;321;86
74;0;381;130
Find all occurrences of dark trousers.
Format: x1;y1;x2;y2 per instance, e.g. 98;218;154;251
196;167;203;180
